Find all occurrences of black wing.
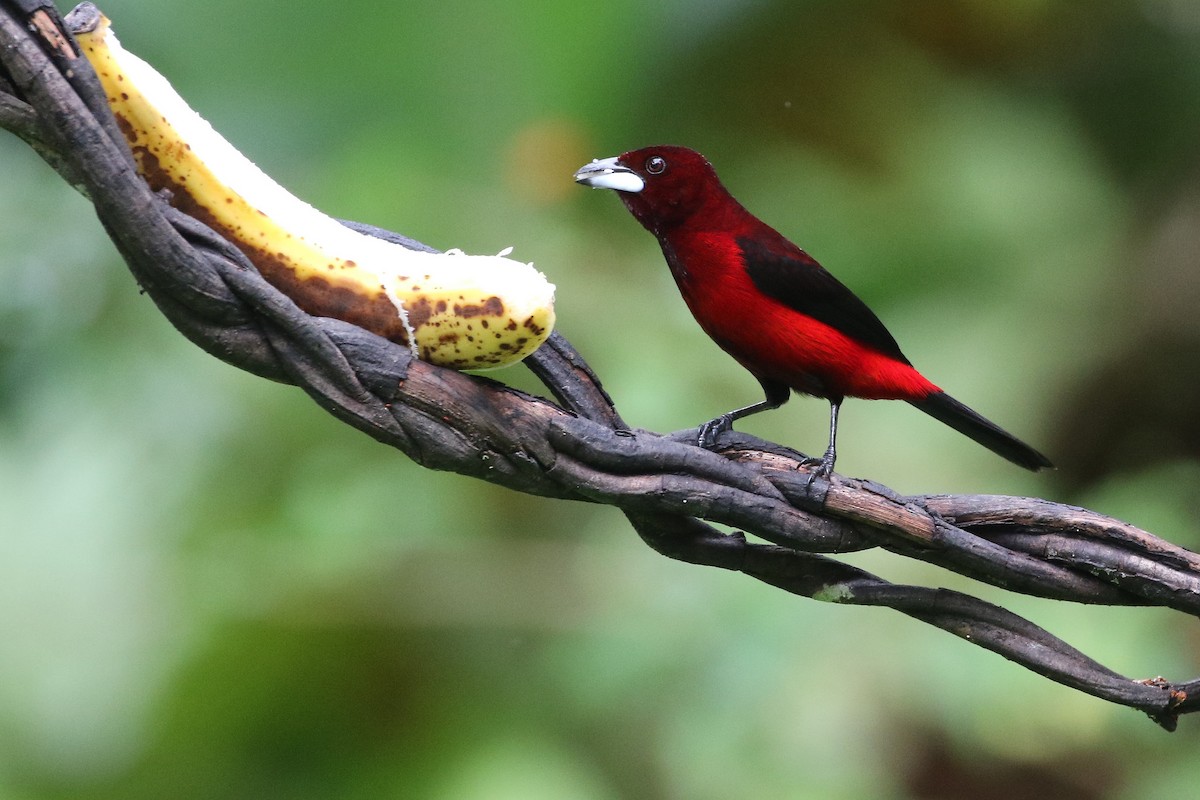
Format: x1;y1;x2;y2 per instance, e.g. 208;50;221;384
738;236;911;364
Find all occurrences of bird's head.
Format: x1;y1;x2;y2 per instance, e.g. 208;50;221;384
574;146;729;235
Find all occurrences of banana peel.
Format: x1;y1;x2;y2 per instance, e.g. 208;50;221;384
67;4;555;370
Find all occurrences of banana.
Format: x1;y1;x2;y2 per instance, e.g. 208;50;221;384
66;5;554;370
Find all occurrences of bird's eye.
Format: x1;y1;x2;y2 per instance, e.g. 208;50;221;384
645;156;666;175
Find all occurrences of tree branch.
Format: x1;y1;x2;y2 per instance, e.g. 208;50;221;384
1;1;1195;731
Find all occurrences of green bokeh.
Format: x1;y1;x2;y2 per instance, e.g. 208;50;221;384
2;1;1199;797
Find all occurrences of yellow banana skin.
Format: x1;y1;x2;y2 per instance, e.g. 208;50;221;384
69;8;554;369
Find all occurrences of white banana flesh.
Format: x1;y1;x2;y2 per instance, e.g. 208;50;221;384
69;8;555;370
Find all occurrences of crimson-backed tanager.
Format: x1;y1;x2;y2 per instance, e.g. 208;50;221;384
574;145;1052;475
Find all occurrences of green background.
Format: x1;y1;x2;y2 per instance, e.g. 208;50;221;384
2;0;1199;797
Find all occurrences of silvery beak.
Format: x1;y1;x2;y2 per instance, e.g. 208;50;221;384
573;156;645;193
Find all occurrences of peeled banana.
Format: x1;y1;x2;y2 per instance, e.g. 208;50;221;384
68;6;555;370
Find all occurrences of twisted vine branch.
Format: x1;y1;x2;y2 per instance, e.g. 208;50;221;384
2;0;1197;730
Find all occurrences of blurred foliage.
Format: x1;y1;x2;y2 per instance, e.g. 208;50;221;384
2;0;1200;797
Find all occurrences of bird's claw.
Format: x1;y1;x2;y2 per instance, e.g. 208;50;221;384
799;447;837;479
697;414;734;449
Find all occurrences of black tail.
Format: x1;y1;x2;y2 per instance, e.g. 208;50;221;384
907;391;1053;471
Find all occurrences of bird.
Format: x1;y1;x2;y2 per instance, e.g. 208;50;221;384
573;145;1052;476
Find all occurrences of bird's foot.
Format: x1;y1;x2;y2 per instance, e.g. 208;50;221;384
697;414;734;449
799;447;837;479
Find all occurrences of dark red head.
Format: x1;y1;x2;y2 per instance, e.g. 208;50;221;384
574;146;738;237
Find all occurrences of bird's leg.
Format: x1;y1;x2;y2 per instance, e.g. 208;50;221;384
797;398;841;477
816;399;840;476
697;379;789;448
698;400;775;448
